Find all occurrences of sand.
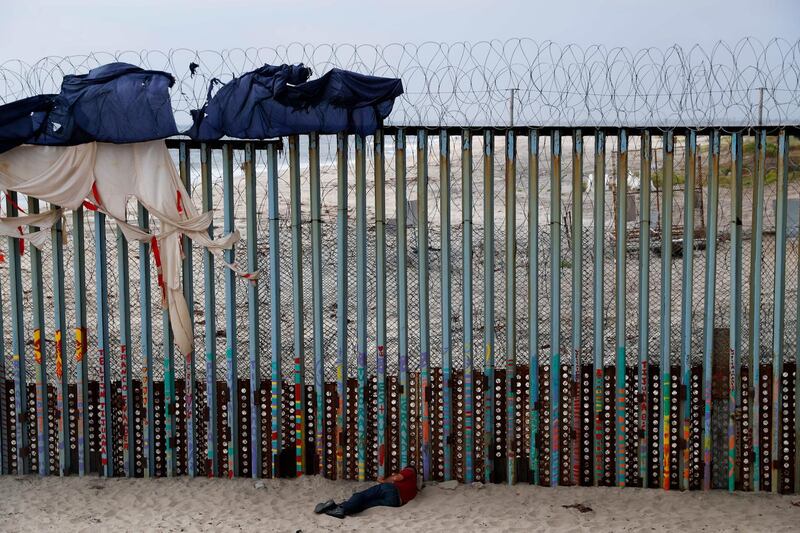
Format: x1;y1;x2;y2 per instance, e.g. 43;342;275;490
0;475;797;532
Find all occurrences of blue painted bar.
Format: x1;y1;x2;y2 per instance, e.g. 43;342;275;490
396;129;409;468
266;142;282;477
615;130;628;487
222;143;239;477
335;133;349;478
355;134;367;480
29;198;48;476
374;130;387;480
504;130;517;485
528;130;540;485
138;205;155;477
417;129;432;481
570;130;583;486
289;136;306;476
593;132;606;486
659;131;674;490
749;129;766;492
678;131;696;490
482;130;495;483
7;192;29;474
179;142;197;478
462;130;475;483
72;207;89;476
702;130;720;490
440;130;453;481
728;133;743;492
50;205;68;476
94;210;113;477
245;142;262;478
116;214;133;477
638;132;652;486
309;133;325;474
549;130;561;487
200;144;218;476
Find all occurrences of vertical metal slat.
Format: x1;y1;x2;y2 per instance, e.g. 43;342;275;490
222;143;239;477
483;130;495;482
417;130;432;481
200;144;218;476
355;134;367;480
593;132;606;486
440;130;453;481
550;131;562;486
528;130;540;485
309;133;325;475
29;197;48;475
245;142;262;478
615;130;628;487
679;131;696;490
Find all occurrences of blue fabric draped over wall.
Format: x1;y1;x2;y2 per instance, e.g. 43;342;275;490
0;63;178;154
0;61;404;153
185;63;404;140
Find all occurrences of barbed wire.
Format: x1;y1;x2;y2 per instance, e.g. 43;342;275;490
1;38;799;128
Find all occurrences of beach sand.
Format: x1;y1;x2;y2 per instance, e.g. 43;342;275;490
0;475;797;532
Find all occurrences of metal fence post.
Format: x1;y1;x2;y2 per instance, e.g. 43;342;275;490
483;129;495;483
570;130;583;486
417;129;432;481
396;129;409;469
638;131;652;487
116;215;133;477
593;131;606;486
29;198;48;475
749;129;766;492
505;129;516;485
73;206;89;476
355;133;367;480
728;132;744;492
179;142;197;478
702;130;720;490
550;130;562;487
7;192;29;475
200;144;218;476
222;143;239;477
771;130;788;492
51;206;68;476
679;131;696;490
615;129;628;487
94;210;113;477
246;142;262;478
335;133;349;479
660;130;674;490
309;132;325;475
138;205;154;478
462;130;475;483
374;129;387;480
528;129;540;485
267;142;282;478
440;130;453;481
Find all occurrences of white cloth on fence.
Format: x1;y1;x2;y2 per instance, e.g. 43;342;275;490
0;140;256;356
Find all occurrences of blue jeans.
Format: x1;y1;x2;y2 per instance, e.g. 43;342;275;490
340;483;401;515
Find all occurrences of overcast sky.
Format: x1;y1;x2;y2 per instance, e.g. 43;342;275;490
1;0;798;63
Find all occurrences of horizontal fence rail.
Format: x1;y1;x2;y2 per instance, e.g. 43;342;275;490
0;128;798;495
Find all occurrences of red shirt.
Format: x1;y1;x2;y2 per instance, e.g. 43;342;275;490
393;467;418;504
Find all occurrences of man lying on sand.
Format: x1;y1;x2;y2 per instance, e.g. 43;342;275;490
313;466;418;519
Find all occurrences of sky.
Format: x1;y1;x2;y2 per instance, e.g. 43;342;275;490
1;0;798;63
